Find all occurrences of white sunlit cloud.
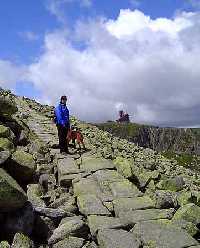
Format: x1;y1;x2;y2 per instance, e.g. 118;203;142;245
1;9;200;127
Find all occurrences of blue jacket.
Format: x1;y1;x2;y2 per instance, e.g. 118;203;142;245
54;104;70;127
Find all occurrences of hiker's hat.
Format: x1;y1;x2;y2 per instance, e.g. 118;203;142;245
61;95;67;101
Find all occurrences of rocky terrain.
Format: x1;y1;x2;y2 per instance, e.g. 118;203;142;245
1;87;200;248
97;122;200;168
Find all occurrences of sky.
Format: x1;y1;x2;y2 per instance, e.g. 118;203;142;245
0;0;200;127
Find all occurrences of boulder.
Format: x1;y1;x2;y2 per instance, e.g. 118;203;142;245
77;194;110;216
0;168;27;212
0;138;14;153
157;176;185;192
0;151;10;165
113;157;132;178
11;233;34;248
79;157;115;172
7;150;36;183
52;236;84;248
49;193;77;214
0;241;10;248
48;216;86;245
97;228;140;248
109;180;140;198
27;184;46;208
87;215;127;236
155;190;178;209
0;125;14;141
172;203;200;225
113;196;155;216
119;208;175;225
132;220;198;248
0;95;18;116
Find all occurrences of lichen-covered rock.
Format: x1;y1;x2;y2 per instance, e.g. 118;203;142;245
87;215;126;235
157;176;185;192
119;208;175;225
109;180;140;198
48;216;86;245
73;178;102;197
49;193;77;214
97;228;140;248
7;150;36;183
77;194;110;216
0;150;10;165
113;196;155;216
52;236;85;248
79;157;115;172
0;125;14;141
155;190;178;209
0;138;14;153
171;219;199;237
11;233;34;248
0;241;10;248
177;191;194;207
172;203;200;225
0;95;18;116
0;168;27;212
27;184;46;208
113;157;132;178
132;220;198;248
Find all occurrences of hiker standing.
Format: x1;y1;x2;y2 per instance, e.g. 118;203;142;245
54;95;70;154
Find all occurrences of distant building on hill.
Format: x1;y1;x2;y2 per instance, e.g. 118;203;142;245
116;110;130;123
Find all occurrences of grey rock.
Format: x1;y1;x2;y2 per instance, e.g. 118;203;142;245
132;220;198;248
11;233;34;248
97;228;140;248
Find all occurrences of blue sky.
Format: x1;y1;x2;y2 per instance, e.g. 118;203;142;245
1;0;200;126
0;0;195;65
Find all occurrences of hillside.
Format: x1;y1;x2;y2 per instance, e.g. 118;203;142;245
0;88;200;247
97;122;200;169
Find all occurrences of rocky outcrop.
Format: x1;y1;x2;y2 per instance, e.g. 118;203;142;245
0;87;200;247
97;122;200;156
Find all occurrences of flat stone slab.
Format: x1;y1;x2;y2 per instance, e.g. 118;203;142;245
93;170;125;184
119;208;175;225
80;157;115;172
113;196;155;216
57;157;80;176
77;194;110;216
109;180;141;198
87;215;127;235
97;229;140;248
132;220;198;248
73;178;102;197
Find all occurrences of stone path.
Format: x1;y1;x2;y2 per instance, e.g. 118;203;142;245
16;97;200;248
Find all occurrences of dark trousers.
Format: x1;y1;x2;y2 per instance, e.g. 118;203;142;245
57;125;69;153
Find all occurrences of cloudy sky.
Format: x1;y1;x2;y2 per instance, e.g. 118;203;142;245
0;0;200;127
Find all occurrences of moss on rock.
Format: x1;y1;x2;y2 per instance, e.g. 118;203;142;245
0;168;27;212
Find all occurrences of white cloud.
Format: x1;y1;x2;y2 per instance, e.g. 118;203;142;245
0;60;26;91
1;9;200;127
